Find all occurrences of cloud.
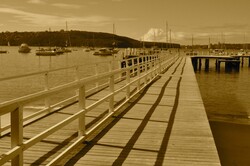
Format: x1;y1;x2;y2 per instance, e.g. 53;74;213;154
0;7;111;28
143;28;165;42
51;3;81;9
27;0;46;4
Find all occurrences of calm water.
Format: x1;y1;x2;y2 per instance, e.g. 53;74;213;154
2;47;250;123
195;57;250;124
0;46;123;103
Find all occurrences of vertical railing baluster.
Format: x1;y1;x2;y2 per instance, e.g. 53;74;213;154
159;55;162;74
126;65;130;99
95;64;99;90
118;60;122;81
78;85;86;137
75;66;80;101
144;57;148;85
150;57;153;81
131;58;135;76
109;61;114;112
44;72;50;112
137;57;140;91
0;115;2;136
11;105;23;166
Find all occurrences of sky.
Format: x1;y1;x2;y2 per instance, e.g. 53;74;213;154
0;0;250;45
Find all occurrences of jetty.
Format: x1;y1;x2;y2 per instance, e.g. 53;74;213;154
0;51;221;165
191;55;250;72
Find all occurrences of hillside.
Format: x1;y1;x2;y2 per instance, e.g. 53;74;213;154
0;30;180;48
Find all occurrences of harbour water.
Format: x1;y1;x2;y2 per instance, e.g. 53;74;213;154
0;46;123;103
196;58;250;122
2;48;250;124
194;56;250;165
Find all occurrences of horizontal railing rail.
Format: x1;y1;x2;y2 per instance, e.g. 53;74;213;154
0;52;178;166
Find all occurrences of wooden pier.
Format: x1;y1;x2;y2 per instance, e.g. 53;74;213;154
61;57;220;165
191;55;250;72
0;54;221;165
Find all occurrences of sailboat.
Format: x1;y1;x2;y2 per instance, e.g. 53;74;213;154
63;21;72;53
93;23;119;56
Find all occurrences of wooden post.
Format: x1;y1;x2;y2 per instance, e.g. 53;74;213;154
95;64;99;89
11;106;23;166
198;58;202;71
126;67;130;99
241;57;244;67
150;57;153;81
248;57;250;67
78;85;86;137
225;61;232;72
191;57;198;71
205;58;209;71
109;61;114;113
131;58;135;76
144;57;148;84
44;72;50;112
217;60;221;72
118;60;122;81
137;57;140;91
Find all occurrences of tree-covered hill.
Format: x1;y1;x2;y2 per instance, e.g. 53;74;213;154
0;30;180;48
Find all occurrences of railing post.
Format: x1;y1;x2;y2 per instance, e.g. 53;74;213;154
150;57;153;81
109;61;114;112
131;58;135;76
0;116;1;136
78;85;86;137
75;66;80;101
118;60;122;81
159;55;162;74
11;105;23;166
137;57;140;91
144;57;148;85
126;66;130;99
109;76;114;113
44;72;50;112
95;64;99;89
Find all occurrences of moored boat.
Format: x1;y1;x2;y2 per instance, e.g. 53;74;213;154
0;50;7;54
18;43;31;53
93;48;113;56
36;48;57;56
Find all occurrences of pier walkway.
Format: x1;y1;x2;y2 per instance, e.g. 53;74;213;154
0;53;221;165
61;56;220;166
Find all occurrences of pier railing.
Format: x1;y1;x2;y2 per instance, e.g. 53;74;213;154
0;51;178;165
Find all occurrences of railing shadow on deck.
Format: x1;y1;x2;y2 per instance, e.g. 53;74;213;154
0;51;179;166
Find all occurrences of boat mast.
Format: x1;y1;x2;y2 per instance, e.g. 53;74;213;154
169;29;172;48
66;21;71;47
192;34;193;52
208;37;210;55
112;23;116;48
166;21;168;49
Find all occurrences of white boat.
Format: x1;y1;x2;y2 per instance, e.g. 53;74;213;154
36;48;57;56
93;48;113;56
18;43;31;53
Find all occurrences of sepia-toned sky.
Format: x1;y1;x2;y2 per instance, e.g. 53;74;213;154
0;0;249;45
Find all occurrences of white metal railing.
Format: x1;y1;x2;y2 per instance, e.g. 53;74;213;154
0;52;178;165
